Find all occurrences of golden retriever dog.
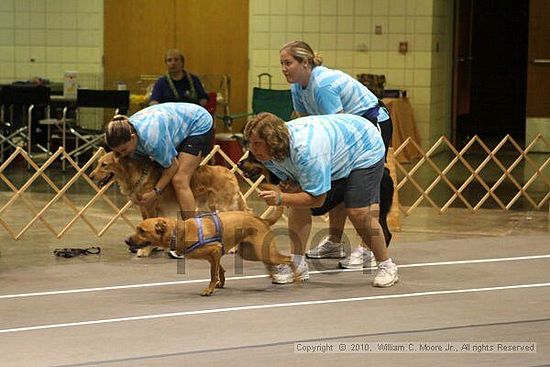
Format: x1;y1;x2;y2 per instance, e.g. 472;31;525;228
90;151;249;257
126;208;295;296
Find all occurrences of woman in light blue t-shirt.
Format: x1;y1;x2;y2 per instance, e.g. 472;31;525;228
244;112;398;288
279;40;393;269
280;41;392;155
105;102;213;219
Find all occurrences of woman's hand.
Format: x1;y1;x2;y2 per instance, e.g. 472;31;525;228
137;190;158;206
258;190;282;206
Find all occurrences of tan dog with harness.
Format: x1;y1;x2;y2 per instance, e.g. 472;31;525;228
126;209;297;296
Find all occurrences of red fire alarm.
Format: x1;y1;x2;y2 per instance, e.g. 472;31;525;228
399;42;408;54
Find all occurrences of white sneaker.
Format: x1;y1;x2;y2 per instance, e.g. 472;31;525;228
338;247;377;269
272;262;309;284
306;237;346;259
373;260;399;287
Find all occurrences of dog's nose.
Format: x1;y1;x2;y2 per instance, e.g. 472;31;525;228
125;237;132;246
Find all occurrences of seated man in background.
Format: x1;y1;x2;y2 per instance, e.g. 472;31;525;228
149;48;208;107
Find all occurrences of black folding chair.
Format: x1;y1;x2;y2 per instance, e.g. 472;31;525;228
76;89;130;113
0;85;51;160
60;89;129;168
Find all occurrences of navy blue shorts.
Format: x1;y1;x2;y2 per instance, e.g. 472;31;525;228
311;158;385;216
176;127;214;157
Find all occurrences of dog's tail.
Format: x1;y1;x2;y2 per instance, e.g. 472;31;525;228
261;205;284;226
260;183;284;226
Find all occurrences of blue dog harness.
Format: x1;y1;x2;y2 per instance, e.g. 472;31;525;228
169;212;224;256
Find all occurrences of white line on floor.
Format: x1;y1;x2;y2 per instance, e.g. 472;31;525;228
1;254;550;300
1;282;549;334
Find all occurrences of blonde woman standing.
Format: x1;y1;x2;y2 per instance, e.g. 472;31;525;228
279;40;393;270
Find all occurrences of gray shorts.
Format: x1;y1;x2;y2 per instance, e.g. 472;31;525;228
311;158;384;216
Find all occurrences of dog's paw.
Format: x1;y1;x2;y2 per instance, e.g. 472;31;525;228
201;288;215;296
136;247;152;257
215;281;224;288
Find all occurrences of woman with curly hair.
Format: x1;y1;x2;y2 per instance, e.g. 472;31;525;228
244;112;398;287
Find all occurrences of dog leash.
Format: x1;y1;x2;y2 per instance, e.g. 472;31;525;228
125;160;150;196
53;247;101;258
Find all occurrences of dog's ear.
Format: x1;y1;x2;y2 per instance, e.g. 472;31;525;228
155;219;167;235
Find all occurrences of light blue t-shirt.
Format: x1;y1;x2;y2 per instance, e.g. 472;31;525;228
291;66;389;122
263;114;385;196
129;102;212;167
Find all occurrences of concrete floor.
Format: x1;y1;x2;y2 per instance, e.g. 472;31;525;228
0;161;549;366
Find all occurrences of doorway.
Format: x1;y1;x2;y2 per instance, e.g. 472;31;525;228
453;0;529;147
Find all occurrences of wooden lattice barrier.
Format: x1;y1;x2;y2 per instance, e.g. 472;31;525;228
392;134;550;215
0;144;278;240
0;147;134;240
0;134;548;240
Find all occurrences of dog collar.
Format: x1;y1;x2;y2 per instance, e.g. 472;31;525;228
133;164;150;190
